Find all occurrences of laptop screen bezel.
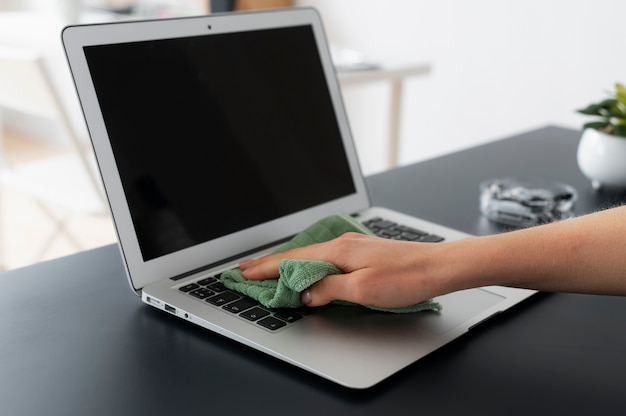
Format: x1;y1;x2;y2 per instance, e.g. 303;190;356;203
62;8;371;292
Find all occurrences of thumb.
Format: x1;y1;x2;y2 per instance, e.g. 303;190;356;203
299;273;344;307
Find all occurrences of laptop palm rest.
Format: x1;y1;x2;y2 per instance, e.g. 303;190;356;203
311;288;504;337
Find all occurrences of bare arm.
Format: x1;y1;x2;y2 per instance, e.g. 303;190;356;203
240;206;626;308
463;204;626;295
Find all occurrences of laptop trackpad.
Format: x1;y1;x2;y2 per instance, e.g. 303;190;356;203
424;288;505;334
314;288;505;336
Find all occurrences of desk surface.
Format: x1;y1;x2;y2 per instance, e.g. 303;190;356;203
2;126;626;415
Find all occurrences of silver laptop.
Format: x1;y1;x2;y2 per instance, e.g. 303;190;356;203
62;7;534;389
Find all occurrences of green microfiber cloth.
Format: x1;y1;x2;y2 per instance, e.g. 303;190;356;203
221;214;441;313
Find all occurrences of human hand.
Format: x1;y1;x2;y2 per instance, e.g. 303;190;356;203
239;232;445;309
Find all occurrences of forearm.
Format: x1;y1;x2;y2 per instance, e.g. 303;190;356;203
438;206;626;296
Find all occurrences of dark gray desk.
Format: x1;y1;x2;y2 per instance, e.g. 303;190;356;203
2;126;625;415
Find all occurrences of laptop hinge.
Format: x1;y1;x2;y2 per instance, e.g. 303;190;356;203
170;235;294;281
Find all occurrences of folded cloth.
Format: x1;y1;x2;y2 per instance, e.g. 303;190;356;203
221;214;441;313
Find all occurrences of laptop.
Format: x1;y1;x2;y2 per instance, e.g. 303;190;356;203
62;7;534;389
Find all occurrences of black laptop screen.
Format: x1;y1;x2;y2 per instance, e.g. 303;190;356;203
84;25;356;261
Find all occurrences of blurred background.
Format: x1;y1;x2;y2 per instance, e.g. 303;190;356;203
1;0;625;270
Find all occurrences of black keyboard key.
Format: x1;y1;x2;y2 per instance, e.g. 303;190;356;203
179;283;200;293
362;217;381;226
206;291;240;306
240;307;270;321
223;297;259;314
274;309;303;323
379;228;401;238
418;234;445;243
190;287;215;299
369;219;396;229
258;316;287;331
207;281;227;292
400;231;422;241
197;277;217;286
394;224;428;236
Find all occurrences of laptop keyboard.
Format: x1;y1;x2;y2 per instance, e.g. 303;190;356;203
177;216;445;332
178;275;316;331
362;217;445;243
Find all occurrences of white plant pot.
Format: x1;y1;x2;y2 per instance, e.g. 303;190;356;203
577;128;626;190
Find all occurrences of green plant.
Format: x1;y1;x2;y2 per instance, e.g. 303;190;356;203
577;83;626;138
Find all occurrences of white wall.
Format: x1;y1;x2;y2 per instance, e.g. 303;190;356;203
4;1;625;173
296;0;626;174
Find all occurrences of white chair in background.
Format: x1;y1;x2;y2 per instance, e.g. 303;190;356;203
0;45;109;269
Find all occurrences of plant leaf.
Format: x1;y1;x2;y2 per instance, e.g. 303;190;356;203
606;110;624;118
597;98;618;108
616;83;626;106
577;103;603;115
582;121;610;130
577;99;617;115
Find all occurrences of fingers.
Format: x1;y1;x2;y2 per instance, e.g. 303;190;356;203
241;255;347;307
239;237;348;280
240;232;373;281
239;254;284;280
239;245;320;280
241;250;345;307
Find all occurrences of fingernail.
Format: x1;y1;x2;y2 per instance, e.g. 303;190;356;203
301;289;312;305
